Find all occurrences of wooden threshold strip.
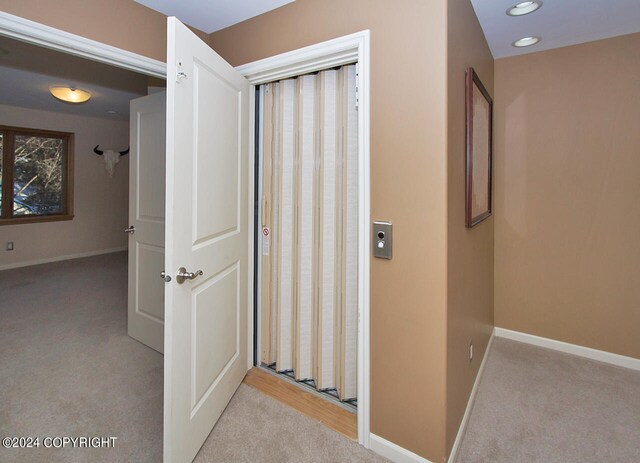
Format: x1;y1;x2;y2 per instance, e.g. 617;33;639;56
243;367;357;441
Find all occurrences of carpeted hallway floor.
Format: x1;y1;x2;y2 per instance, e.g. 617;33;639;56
2;253;639;462
0;253;163;462
456;337;640;463
0;253;386;463
194;384;387;463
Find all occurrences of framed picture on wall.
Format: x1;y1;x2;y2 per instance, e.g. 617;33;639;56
465;67;493;228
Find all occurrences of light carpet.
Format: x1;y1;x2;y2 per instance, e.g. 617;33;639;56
195;384;388;463
456;337;640;462
0;253;387;463
7;253;637;463
0;252;163;463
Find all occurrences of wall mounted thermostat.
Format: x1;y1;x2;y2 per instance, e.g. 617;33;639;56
372;221;392;259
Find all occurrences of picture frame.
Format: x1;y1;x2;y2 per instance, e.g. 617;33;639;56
465;67;493;228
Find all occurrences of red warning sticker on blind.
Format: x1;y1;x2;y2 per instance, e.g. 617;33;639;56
262;227;270;255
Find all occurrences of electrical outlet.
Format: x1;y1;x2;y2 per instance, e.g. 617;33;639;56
469;340;473;362
6;241;14;251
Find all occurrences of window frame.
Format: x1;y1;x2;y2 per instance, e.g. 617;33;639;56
0;125;74;225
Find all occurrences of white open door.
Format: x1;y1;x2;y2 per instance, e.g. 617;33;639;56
164;17;250;463
128;91;166;354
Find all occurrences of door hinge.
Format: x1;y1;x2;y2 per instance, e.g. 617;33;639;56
355;62;360;110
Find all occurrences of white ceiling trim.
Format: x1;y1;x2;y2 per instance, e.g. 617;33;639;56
0;11;166;77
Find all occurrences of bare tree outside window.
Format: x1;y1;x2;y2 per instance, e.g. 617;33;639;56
13;135;64;215
0;126;73;225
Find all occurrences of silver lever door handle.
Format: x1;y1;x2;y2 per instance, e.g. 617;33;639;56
176;267;203;284
125;225;135;234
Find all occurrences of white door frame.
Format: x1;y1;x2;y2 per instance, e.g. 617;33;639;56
0;12;371;449
236;30;371;447
0;11;166;77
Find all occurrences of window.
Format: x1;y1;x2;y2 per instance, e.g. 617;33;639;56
0;126;74;225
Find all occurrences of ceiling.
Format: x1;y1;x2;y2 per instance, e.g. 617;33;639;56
470;0;640;58
134;0;295;34
0;36;150;120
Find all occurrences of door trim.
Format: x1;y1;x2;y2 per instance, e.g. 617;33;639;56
236;30;371;448
0;11;167;78
236;30;366;85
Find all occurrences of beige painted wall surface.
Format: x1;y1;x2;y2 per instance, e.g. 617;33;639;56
0;104;129;268
494;33;640;359
445;0;494;456
0;0;209;62
210;1;449;461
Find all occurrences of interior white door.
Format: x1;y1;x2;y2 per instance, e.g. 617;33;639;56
128;91;166;354
164;17;250;463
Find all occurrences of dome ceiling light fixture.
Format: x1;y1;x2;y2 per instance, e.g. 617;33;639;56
507;1;542;16
49;86;92;103
512;36;541;48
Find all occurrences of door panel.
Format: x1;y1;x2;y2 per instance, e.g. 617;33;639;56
136;243;165;322
138;105;166;221
295;75;316;381
193;63;241;242
164;17;249;463
276;79;295;372
317;70;338;390
192;264;239;409
128;91;166;354
340;65;359;400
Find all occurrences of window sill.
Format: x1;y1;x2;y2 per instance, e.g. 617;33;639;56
0;214;74;226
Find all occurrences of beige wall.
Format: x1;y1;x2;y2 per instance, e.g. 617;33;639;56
5;0;638;457
0;0;498;459
494;33;640;359
0;104;129;268
210;1;449;461
445;0;494;456
0;0;209;62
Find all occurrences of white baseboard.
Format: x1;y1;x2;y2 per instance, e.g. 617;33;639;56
369;331;496;463
447;329;495;463
494;327;640;371
0;246;127;271
370;327;640;463
370;434;434;463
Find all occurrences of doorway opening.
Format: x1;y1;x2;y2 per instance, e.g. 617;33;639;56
0;31;167;462
241;29;371;445
254;64;359;412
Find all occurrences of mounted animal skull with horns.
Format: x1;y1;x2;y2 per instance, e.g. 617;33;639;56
94;145;129;177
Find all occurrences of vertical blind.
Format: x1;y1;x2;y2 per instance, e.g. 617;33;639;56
260;64;358;402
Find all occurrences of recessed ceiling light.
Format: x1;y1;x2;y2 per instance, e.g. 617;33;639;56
513;36;541;48
49;86;91;103
507;1;542;16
